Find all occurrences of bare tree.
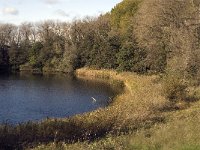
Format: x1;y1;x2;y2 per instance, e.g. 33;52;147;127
134;0;200;77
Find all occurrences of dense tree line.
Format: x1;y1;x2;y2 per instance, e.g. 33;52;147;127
134;0;200;77
0;0;200;82
0;0;145;73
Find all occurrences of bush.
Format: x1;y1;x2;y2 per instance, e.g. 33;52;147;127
162;71;188;102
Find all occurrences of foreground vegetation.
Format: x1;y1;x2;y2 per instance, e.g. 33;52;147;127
35;100;200;150
33;69;200;150
0;68;167;149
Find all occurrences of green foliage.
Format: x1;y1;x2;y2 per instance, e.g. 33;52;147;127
110;0;142;31
29;42;43;68
116;42;136;71
0;0;154;74
9;43;28;70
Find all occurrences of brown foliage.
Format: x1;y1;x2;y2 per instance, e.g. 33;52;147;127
134;0;200;77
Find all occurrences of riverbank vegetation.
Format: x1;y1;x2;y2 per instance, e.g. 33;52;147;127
1;0;200;149
0;68;165;149
33;68;200;150
35;99;200;150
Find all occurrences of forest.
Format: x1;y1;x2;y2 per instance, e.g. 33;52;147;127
1;0;200;80
0;0;143;73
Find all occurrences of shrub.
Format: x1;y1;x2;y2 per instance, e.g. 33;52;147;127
162;71;188;102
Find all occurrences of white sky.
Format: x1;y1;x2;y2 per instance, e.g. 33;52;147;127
0;0;122;25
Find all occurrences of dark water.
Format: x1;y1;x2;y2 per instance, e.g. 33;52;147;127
0;73;116;124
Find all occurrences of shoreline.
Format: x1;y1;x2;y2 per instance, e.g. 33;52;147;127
0;68;166;149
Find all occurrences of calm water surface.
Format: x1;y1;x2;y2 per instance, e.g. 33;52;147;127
0;73;116;124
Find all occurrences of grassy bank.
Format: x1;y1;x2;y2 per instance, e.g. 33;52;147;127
36;102;200;150
33;69;200;150
31;68;167;149
0;68;167;149
75;68;166;132
4;68;200;149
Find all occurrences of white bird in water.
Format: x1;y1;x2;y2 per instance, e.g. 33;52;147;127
91;97;97;103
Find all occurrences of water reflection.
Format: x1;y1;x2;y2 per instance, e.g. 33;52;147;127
0;73;117;124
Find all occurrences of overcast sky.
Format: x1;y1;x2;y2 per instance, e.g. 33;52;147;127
0;0;122;25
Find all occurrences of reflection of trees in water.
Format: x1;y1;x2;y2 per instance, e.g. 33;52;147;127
0;46;9;71
0;83;6;89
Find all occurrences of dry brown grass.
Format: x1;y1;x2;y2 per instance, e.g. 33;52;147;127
75;68;166;132
33;69;200;150
0;68;167;149
32;68;167;150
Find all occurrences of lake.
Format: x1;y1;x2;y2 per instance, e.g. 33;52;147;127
0;73;116;124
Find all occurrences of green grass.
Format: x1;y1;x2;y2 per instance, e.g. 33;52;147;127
127;101;200;150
